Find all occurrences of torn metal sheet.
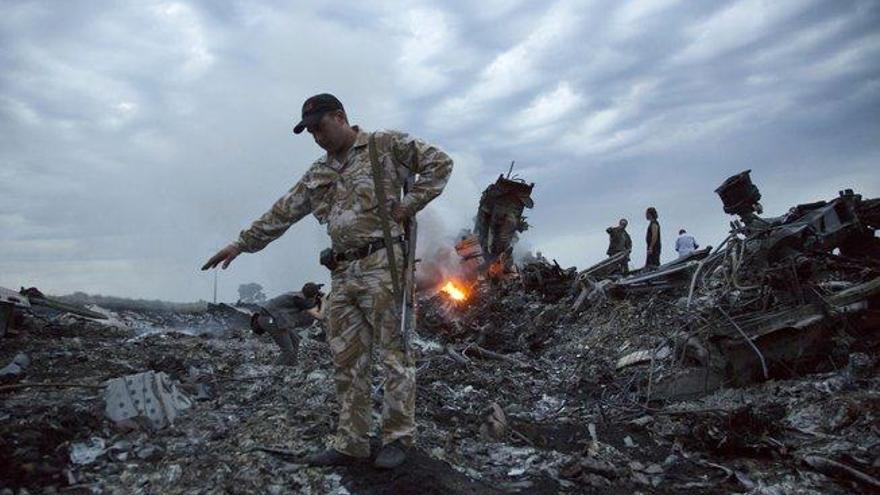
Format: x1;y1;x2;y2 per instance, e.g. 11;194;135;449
720;277;880;385
104;370;193;430
1;287;32;338
578;251;630;281
20;287;108;320
608;261;701;295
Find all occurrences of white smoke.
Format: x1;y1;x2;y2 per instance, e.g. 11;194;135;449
411;149;485;291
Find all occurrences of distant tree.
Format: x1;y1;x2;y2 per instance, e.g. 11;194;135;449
238;283;267;304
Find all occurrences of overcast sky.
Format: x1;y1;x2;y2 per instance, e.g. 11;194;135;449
2;0;879;302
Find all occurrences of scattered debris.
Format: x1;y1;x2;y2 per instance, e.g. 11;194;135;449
0;287;31;338
0;352;30;377
480;402;508;440
19;286;108;320
69;437;106;465
802;454;880;491
520;259;577;301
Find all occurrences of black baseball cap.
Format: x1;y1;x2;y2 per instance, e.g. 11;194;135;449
293;93;344;134
302;282;324;298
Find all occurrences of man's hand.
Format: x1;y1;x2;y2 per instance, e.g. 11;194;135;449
391;203;409;223
201;244;242;270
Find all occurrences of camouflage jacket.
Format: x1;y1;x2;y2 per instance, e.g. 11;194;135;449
235;127;453;252
606;226;632;256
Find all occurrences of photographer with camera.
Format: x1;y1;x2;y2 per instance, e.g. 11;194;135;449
250;282;326;366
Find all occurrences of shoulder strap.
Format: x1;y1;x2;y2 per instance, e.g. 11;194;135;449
368;133;401;301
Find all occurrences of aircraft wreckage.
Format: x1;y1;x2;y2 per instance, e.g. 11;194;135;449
2;169;879;494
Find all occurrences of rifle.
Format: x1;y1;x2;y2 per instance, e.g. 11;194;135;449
399;175;418;354
368;134;418;353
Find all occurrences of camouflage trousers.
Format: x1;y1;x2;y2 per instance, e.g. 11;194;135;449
325;245;415;458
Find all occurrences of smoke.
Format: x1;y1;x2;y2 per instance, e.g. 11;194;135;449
414;208;470;291
410;149;485;291
411;148;552;289
512;237;536;265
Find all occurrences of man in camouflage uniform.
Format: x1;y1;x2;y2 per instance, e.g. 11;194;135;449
605;218;632;273
202;94;453;469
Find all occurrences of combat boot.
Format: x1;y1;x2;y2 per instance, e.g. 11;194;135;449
373;440;407;469
304;448;362;467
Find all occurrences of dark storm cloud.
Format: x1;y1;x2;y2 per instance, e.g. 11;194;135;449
1;0;878;300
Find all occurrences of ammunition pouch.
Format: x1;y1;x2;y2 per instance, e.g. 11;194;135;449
319;237;403;271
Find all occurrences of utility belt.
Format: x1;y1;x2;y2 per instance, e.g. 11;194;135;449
320;236;404;271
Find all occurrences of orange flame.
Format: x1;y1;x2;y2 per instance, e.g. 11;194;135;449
440;280;467;302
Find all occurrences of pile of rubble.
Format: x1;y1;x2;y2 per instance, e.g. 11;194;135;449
2;171;879;494
415;170;880;493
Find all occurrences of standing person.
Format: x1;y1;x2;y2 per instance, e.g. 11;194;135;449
201;94;453;469
250;282;326;366
605;218;632;272
645;207;661;269
675;229;699;259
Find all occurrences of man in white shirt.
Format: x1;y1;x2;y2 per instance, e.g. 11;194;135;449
675;229;699;258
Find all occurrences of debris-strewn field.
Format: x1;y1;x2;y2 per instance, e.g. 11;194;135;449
2;174;879;494
2;270;879;494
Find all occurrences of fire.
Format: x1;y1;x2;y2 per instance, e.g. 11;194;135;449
440;280;468;302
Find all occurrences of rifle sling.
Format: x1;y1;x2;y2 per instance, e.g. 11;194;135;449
368;133;402;301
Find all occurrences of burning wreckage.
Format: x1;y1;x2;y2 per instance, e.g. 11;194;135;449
2;169;880;494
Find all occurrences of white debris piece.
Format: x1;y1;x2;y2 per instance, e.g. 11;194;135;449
0;353;31;377
103;370;192;429
70;437;106;465
615;347;671;370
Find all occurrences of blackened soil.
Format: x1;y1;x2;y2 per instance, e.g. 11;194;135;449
336;446;504;495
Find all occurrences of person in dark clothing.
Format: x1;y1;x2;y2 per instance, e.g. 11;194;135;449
250;282;326;366
645;207;661;269
606;218;632;255
605;218;632;272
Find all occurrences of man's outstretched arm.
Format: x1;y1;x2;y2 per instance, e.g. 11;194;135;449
202;180;312;270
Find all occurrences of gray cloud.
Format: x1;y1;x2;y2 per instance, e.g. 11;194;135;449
1;0;878;301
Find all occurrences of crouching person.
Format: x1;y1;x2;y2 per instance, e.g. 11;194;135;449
250;282;326;366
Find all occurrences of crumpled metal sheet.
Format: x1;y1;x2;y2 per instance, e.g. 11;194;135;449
103;370;192;429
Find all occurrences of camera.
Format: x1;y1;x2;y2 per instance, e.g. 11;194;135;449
319;247;338;271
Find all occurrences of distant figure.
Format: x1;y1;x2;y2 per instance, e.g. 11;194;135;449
645;207;661;269
675;229;699;259
606;218;632;271
535;250;548;263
